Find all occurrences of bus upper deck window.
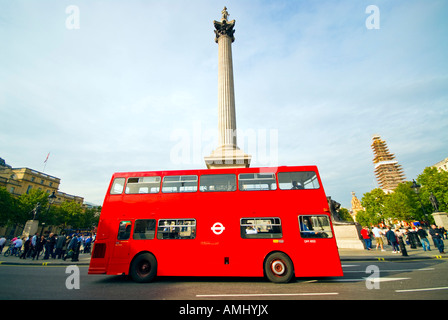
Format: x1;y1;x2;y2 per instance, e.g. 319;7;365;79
199;174;236;192
126;176;161;194
162;175;198;193
110;178;125;195
278;172;320;190
239;173;277;191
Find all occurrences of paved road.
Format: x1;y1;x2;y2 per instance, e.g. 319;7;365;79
1;258;447;300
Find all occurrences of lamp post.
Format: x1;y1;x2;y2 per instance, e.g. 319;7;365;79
411;180;428;222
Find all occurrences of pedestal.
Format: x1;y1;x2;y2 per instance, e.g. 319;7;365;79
432;212;448;228
204;145;251;169
333;223;366;249
22;220;39;239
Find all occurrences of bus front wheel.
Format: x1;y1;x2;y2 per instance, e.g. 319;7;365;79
130;253;157;283
264;252;294;283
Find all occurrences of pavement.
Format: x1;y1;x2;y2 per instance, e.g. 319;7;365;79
0;240;446;266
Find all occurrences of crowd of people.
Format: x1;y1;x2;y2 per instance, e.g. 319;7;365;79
360;224;446;255
0;232;95;262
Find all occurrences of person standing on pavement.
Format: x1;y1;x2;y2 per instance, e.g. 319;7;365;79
372;225;386;251
20;236;31;259
386;226;399;253
43;233;56;259
55;232;67;259
32;235;46;260
417;226;431;251
429;225;445;254
395;228;408;256
360;226;372;250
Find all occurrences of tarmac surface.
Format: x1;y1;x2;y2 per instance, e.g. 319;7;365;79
0;240;446;266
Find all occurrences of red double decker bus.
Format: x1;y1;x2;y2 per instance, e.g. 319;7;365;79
88;166;343;283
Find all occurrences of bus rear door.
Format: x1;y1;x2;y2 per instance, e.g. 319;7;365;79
112;220;133;263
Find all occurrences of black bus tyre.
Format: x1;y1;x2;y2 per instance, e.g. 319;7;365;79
129;253;157;283
264;252;294;283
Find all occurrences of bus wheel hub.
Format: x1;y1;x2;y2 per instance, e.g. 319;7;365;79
271;260;285;275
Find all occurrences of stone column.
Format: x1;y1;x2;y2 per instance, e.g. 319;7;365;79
204;7;251;169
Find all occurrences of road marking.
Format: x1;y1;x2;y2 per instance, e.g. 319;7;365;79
196;292;339;298
343;267;434;273
330;277;410;282
396;286;448;293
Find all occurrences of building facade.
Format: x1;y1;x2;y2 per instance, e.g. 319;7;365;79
0;158;83;205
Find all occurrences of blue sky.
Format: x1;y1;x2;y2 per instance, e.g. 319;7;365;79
1;0;447;209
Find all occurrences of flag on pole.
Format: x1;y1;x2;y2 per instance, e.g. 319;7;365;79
43;152;50;172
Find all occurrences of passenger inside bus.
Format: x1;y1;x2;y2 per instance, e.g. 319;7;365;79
245;225;258;234
291;181;304;190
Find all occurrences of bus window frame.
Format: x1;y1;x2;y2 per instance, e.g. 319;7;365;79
156;219;197;240
110;178;126;195
240;217;283;239
133;219;156;240
125;176;161;195
278;171;321;190
298;215;333;239
161;175;198;194
199;174;237;192
238;173;277;191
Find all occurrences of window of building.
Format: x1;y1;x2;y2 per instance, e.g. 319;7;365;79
157;219;196;239
240;217;282;239
162;175;198;193
299;215;333;238
117;221;132;240
238;173;277;191
126;176;161;194
199;174;236;192
278;171;320;190
133;219;156;240
110;178;125;195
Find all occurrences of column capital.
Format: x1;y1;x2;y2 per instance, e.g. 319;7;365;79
213;7;235;43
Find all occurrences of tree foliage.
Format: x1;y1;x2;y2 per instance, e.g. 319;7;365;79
0;187;100;230
357;167;448;227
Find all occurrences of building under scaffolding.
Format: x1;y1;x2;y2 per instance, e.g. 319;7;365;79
371;135;406;193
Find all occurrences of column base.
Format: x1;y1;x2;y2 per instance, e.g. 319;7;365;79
204;145;251;169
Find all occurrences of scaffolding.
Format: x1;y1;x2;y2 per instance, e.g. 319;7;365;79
371;135;406;193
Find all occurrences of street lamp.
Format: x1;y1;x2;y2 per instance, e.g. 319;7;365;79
411;179;428;222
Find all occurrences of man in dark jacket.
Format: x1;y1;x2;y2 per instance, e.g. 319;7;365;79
385;227;399;253
429;225;445;254
417;226;431;251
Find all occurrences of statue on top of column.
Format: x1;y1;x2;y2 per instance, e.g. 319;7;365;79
221;7;229;21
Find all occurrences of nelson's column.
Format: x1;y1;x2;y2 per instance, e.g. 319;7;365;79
204;7;251;169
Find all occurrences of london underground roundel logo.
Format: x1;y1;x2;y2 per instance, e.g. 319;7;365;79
211;222;225;235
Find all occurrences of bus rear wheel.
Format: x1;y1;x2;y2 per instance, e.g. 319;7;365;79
264;252;294;283
130;253;157;283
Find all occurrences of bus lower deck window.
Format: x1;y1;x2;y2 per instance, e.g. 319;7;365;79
157;219;196;239
134;219;156;240
240;218;282;239
299;215;333;238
